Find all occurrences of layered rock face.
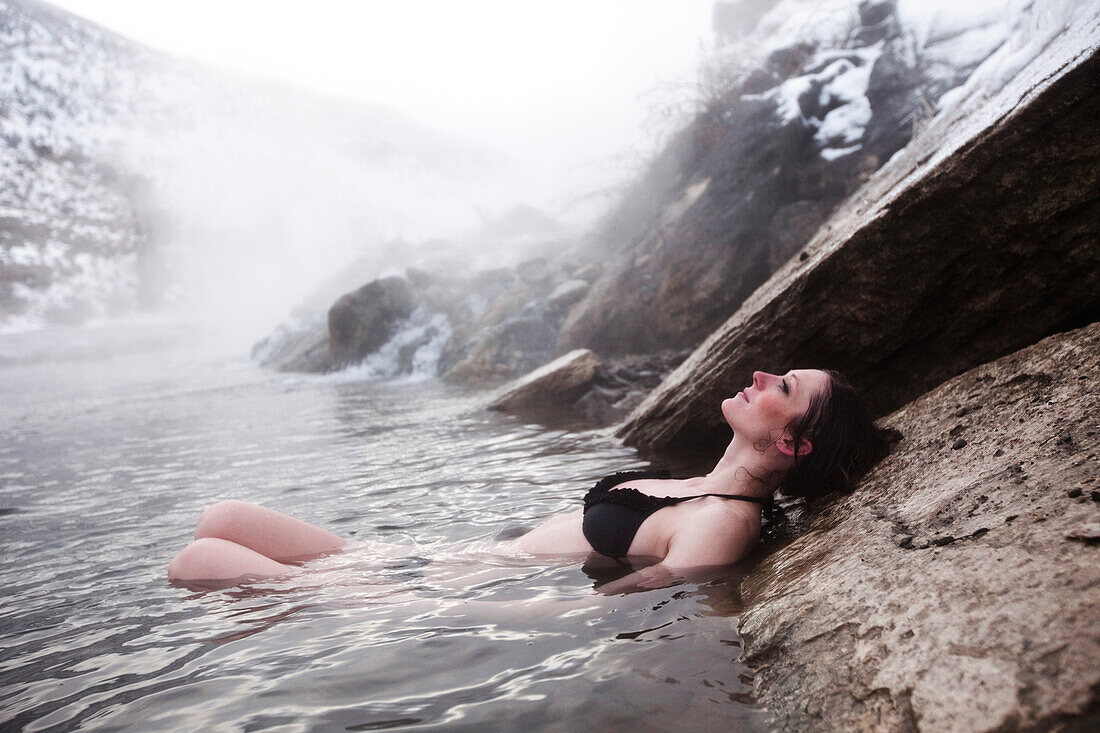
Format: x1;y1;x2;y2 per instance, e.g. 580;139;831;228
619;11;1100;452
738;322;1100;731
556;0;1000;357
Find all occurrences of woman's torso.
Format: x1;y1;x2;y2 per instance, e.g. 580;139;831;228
515;475;763;561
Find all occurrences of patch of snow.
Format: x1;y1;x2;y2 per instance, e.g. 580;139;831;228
745;74;812;125
814;45;882;147
930;0;1087;117
743;42;882;158
898;0;1022;50
820;144;862;161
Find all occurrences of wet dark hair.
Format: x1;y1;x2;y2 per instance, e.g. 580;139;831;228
780;369;888;501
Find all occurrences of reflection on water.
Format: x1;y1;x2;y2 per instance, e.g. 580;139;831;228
0;329;765;731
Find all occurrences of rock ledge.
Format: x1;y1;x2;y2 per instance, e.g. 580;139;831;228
739;322;1100;731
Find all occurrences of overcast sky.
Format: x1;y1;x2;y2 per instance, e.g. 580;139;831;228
48;1;716;182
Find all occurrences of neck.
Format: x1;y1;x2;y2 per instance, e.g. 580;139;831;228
699;435;791;499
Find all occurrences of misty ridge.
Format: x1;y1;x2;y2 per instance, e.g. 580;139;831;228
0;0;574;341
0;0;1060;372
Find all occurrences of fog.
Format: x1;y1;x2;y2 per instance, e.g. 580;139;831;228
54;1;713;175
31;0;714;345
8;0;1019;349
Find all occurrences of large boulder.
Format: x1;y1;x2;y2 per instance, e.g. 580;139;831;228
487;348;602;413
327;276;416;369
738;322;1100;731
556;0;1000;358
619;12;1100;453
443;314;557;383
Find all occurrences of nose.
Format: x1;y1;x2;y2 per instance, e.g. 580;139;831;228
748;367;783;391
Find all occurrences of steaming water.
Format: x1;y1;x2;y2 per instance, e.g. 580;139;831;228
0;325;764;731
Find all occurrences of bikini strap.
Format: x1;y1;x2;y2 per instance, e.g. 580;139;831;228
585;471;769;509
665;492;770;505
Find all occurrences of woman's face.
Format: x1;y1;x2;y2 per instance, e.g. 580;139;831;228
721;369;830;445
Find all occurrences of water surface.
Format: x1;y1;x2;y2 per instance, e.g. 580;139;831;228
0;325;763;731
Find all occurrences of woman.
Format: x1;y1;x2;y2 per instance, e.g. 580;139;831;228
167;369;886;590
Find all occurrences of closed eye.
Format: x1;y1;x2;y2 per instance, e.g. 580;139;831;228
781;379;789;395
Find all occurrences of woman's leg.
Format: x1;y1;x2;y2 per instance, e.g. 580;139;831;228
193;500;348;562
167;537;296;582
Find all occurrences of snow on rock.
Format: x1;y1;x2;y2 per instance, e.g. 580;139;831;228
745;40;883;158
724;0;1049;164
933;0;1092;114
813;46;882;148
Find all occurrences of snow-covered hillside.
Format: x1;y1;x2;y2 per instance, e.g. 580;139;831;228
0;0;512;333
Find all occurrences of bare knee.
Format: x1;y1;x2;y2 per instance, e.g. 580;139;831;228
194;499;259;540
167;537;292;582
167;537;226;580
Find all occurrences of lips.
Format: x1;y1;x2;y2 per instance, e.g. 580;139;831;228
739;390;750;403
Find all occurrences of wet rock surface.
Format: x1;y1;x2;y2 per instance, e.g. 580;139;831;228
443;312;557;383
327;277;417;369
483;348;690;427
738;322;1100;731
487;348;601;413
620;19;1100;452
573;350;691;425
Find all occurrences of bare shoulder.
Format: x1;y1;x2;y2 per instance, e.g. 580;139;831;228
665;500;760;567
694;499;759;539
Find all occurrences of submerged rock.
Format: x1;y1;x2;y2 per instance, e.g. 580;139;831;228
487;348;602;413
739;322;1100;731
619;14;1100;452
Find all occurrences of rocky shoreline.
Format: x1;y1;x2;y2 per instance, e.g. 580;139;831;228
739;323;1100;731
250;2;1100;727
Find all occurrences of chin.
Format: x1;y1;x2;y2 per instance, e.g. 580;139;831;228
720;397;740;426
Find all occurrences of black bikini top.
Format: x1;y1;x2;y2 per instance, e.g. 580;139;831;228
582;469;769;514
581;469;769;559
